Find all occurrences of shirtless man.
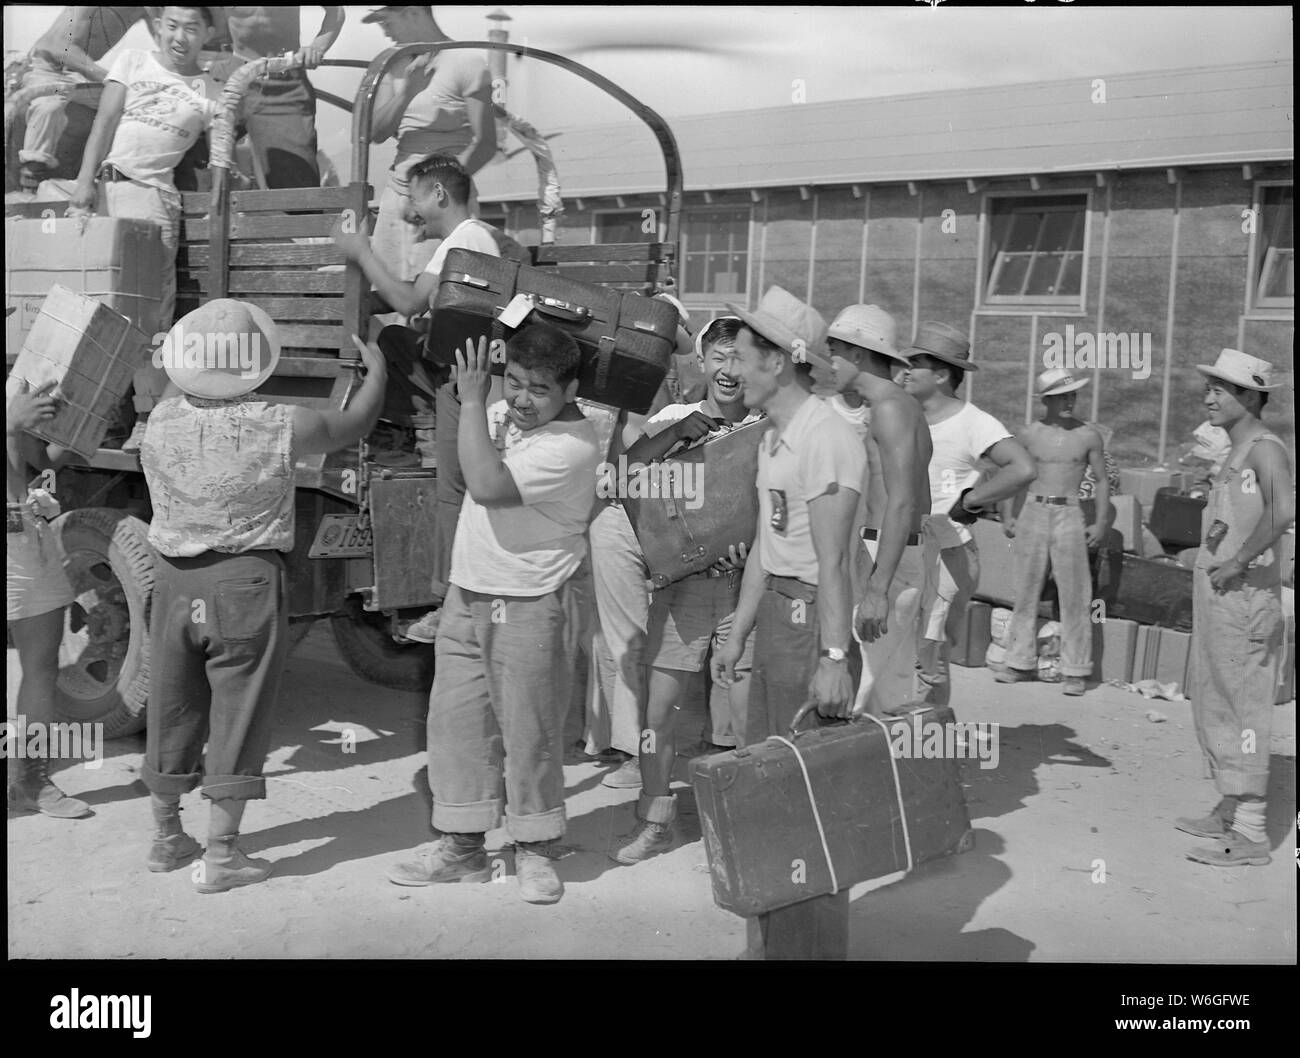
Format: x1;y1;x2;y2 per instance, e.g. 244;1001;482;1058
826;304;933;715
995;368;1109;696
213;6;345;187
17;6;154;188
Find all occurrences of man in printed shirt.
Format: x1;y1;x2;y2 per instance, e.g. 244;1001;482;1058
387;323;601;905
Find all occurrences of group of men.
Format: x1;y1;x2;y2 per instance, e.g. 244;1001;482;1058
7;7;1292;916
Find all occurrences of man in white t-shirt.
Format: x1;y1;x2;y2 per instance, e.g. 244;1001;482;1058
387;323;600;906
899;322;1035;707
364;5;497;280
69;6;221;440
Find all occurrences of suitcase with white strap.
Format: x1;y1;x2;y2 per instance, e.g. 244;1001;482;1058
690;705;973;916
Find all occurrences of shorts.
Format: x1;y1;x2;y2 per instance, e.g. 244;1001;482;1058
7;510;74;622
646;571;754;673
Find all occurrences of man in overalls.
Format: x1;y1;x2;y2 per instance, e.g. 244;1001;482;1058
1177;349;1292;867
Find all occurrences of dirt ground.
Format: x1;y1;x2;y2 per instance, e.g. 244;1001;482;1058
7;624;1296;961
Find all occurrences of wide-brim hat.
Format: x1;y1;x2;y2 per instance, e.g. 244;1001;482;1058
907;320;977;372
1035;367;1090;398
361;6;404;23
826;304;910;366
158;299;281;399
1194;348;1282;392
726;286;830;370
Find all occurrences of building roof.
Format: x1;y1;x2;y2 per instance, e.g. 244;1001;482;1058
476;60;1294;202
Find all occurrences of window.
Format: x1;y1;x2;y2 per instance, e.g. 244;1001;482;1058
1254;184;1294;310
681;206;751;300
593;210;658;244
984;194;1088;307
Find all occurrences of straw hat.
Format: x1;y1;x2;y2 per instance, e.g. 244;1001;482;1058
827;304;910;366
907;321;978;372
1194;348;1281;392
1035;367;1089;397
725;286;830;369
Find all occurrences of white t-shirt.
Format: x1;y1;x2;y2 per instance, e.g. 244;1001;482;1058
450;400;602;597
926;401;1012;545
103;50;219;190
645;401;764;449
823;394;870;442
423;217;501;280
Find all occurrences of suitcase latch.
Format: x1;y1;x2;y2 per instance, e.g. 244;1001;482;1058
446;271;489;290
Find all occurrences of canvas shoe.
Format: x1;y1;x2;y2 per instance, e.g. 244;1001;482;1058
1185;829;1271;867
601;756;642;789
1175;798;1236;839
387;837;490;886
515;842;564;904
610;819;678;864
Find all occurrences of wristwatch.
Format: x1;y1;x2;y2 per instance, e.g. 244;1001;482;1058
820;647;848;663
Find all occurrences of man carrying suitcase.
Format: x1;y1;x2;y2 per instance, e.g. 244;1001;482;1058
825;304;933;716
1178;349;1292;867
993;368;1110;696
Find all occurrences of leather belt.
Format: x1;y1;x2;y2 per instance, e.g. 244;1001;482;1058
1029;495;1078;506
764;574;817;602
98;164;130;182
861;527;921;546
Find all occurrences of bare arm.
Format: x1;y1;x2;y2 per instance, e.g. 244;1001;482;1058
966;435;1036;509
70;78;125;209
33;11;110;81
369;54;434;143
623;411;714;465
1214;442;1295;580
300;6;345;65
1085;427;1109;546
292;338;387;454
809;485;860;717
332;214;436;316
456;75;498;176
864;401;917;601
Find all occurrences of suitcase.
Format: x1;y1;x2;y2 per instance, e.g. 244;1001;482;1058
1091;616;1139;683
1094;550;1194;631
952;600;992;667
623;419;765;588
691;705;973;916
1132;625;1192;695
5;216;166;359
1148;487;1206;550
3;284;150;458
427;248;678;413
1119;467;1188;512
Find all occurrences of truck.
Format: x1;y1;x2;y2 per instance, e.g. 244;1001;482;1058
5;41;683;737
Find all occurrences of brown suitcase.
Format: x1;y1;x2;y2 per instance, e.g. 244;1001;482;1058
427;248;677;413
622;419;766;588
691;704;974;917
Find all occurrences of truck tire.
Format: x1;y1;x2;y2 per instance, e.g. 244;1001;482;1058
330;599;434;692
50;508;154;739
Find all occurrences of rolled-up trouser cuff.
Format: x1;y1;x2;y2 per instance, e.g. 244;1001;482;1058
142;762;202;797
637;792;677;824
505;804;566;843
1211;768;1270;799
433;797;502;836
202;774;267;801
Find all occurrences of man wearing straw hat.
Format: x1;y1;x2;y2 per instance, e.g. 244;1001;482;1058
825;304;933;716
139;299;387;892
900;322;1035;707
1177;349;1292;868
994;368;1109;696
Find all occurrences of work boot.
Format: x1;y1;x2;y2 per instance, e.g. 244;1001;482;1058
7;758;92;819
1062;677;1086;696
515;840;565;904
993;665;1037;684
195;835;273;894
387;834;490;886
610;793;678;865
1185;829;1271;867
1175;797;1236;839
147;794;201;872
601;754;642;789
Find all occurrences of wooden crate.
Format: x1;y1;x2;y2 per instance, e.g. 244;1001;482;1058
4;284;149;458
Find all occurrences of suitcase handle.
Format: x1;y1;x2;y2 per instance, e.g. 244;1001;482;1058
789;699;857;737
531;296;591;323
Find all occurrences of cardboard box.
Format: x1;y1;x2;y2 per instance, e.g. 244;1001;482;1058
4;284;149;458
952;600;993;667
1091;616;1139;684
1132;625;1192;697
1119;466;1187;512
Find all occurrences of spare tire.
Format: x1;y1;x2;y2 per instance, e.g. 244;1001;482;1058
49;507;155;739
330;597;434;692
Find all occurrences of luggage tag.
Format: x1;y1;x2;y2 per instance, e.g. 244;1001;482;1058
496;293;535;331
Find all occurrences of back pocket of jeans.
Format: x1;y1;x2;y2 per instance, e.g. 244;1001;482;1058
214;576;276;643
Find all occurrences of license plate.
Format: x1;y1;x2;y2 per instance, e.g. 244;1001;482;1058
308;513;372;558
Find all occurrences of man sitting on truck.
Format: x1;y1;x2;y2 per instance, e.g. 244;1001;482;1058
387;324;601;905
138;299;387;893
68;5;222;448
332;153;500;644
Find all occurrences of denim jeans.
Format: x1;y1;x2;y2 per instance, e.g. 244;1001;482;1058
144;551;288;801
427;584;571;841
1003;499;1092;677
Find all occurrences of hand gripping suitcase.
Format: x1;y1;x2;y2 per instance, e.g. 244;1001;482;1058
622;419;765;587
1094;549;1194;631
1148;487;1206;550
690;704;974;917
427;248;678;413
